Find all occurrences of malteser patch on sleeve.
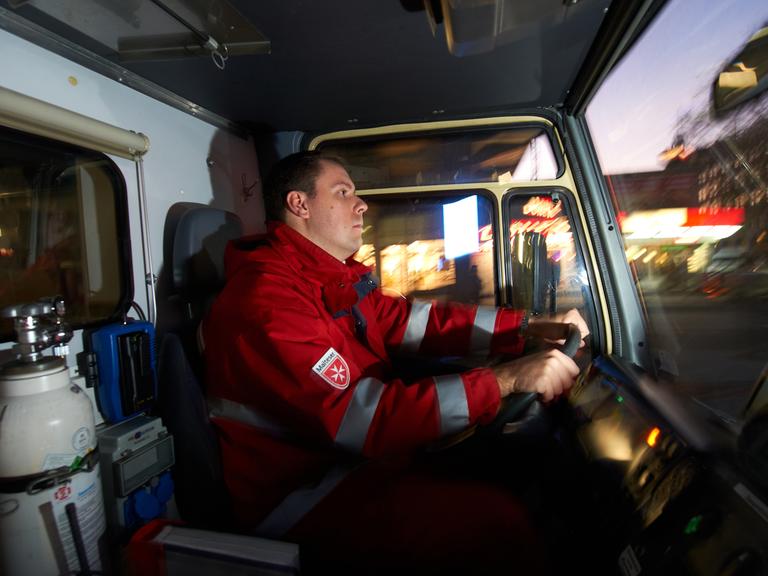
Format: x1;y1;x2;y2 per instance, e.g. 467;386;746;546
312;347;350;389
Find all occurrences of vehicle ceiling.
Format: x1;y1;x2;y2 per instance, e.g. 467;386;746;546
1;0;614;133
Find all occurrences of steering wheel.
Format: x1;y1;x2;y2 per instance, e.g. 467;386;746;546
428;323;582;450
482;322;582;436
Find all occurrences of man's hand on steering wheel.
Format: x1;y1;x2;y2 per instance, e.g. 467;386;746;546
528;308;590;349
492;348;580;404
493;308;589;405
429;311;589;448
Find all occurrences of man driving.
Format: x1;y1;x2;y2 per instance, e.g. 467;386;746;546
203;150;589;574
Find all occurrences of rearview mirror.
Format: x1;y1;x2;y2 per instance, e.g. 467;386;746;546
510;231;555;315
713;25;768;114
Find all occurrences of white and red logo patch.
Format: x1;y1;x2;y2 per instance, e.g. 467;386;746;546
312;347;350;389
54;485;72;501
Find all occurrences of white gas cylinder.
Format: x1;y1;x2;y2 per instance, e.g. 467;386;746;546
0;358;107;575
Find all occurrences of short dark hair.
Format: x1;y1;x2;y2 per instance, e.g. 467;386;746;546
262;151;345;222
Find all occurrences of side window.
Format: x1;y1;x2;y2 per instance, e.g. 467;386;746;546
504;191;591;317
0;127;131;339
585;0;768;419
356;192;497;305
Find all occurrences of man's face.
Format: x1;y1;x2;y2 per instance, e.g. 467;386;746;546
303;160;368;261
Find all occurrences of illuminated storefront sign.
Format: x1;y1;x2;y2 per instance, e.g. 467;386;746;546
479;218;571;245
522;196;562;219
619;207;744;243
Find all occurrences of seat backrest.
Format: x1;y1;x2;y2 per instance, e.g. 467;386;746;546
158;202;243;530
171;203;243;325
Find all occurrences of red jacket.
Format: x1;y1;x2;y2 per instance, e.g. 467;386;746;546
203;222;526;531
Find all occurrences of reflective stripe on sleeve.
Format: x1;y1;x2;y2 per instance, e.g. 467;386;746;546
257;464;355;537
208;397;293;440
334;377;385;453
434;374;470;436
400;300;432;354
470;305;498;356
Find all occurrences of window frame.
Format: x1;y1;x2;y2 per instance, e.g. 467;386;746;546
0;126;134;342
502;185;603;344
357;187;504;306
313;121;566;189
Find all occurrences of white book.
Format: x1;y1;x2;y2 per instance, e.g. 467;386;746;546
152;525;300;575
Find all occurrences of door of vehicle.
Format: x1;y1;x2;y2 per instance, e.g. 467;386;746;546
559;0;768;571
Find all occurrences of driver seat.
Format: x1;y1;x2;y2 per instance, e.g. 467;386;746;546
157;202;242;530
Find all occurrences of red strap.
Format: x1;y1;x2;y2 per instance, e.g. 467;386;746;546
125;518;183;576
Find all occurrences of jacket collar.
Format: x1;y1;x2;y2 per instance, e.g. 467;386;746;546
268;221;370;285
268;222;375;317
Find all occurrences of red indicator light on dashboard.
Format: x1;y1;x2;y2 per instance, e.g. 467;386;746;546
646;427;661;447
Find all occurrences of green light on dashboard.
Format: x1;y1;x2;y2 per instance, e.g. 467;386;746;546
616;395;624;403
684;515;703;535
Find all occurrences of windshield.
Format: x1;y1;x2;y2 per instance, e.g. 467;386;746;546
586;0;768;421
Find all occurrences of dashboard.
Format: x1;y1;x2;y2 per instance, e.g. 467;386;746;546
569;356;768;576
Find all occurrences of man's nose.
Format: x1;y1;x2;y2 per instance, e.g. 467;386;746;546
355;196;368;214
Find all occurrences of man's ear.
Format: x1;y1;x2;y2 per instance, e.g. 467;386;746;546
285;190;310;219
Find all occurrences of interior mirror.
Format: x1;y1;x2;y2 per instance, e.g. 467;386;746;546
713;25;768;114
510;231;556;315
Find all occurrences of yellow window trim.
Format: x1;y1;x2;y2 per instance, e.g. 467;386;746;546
310;115;613;354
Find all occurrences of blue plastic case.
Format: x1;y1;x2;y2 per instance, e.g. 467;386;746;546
90;321;157;423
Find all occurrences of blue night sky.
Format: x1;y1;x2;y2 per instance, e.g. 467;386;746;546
586;0;768;174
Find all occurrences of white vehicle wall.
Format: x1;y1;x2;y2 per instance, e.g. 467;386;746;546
0;26;265;396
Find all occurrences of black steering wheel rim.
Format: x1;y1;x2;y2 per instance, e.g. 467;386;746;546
427;323;582;451
482;322;581;436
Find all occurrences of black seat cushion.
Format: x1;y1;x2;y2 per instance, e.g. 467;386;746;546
157;332;233;530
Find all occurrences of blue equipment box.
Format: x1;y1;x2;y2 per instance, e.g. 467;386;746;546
89;321;157;423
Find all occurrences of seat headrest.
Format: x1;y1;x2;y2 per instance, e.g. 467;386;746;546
172;204;243;296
